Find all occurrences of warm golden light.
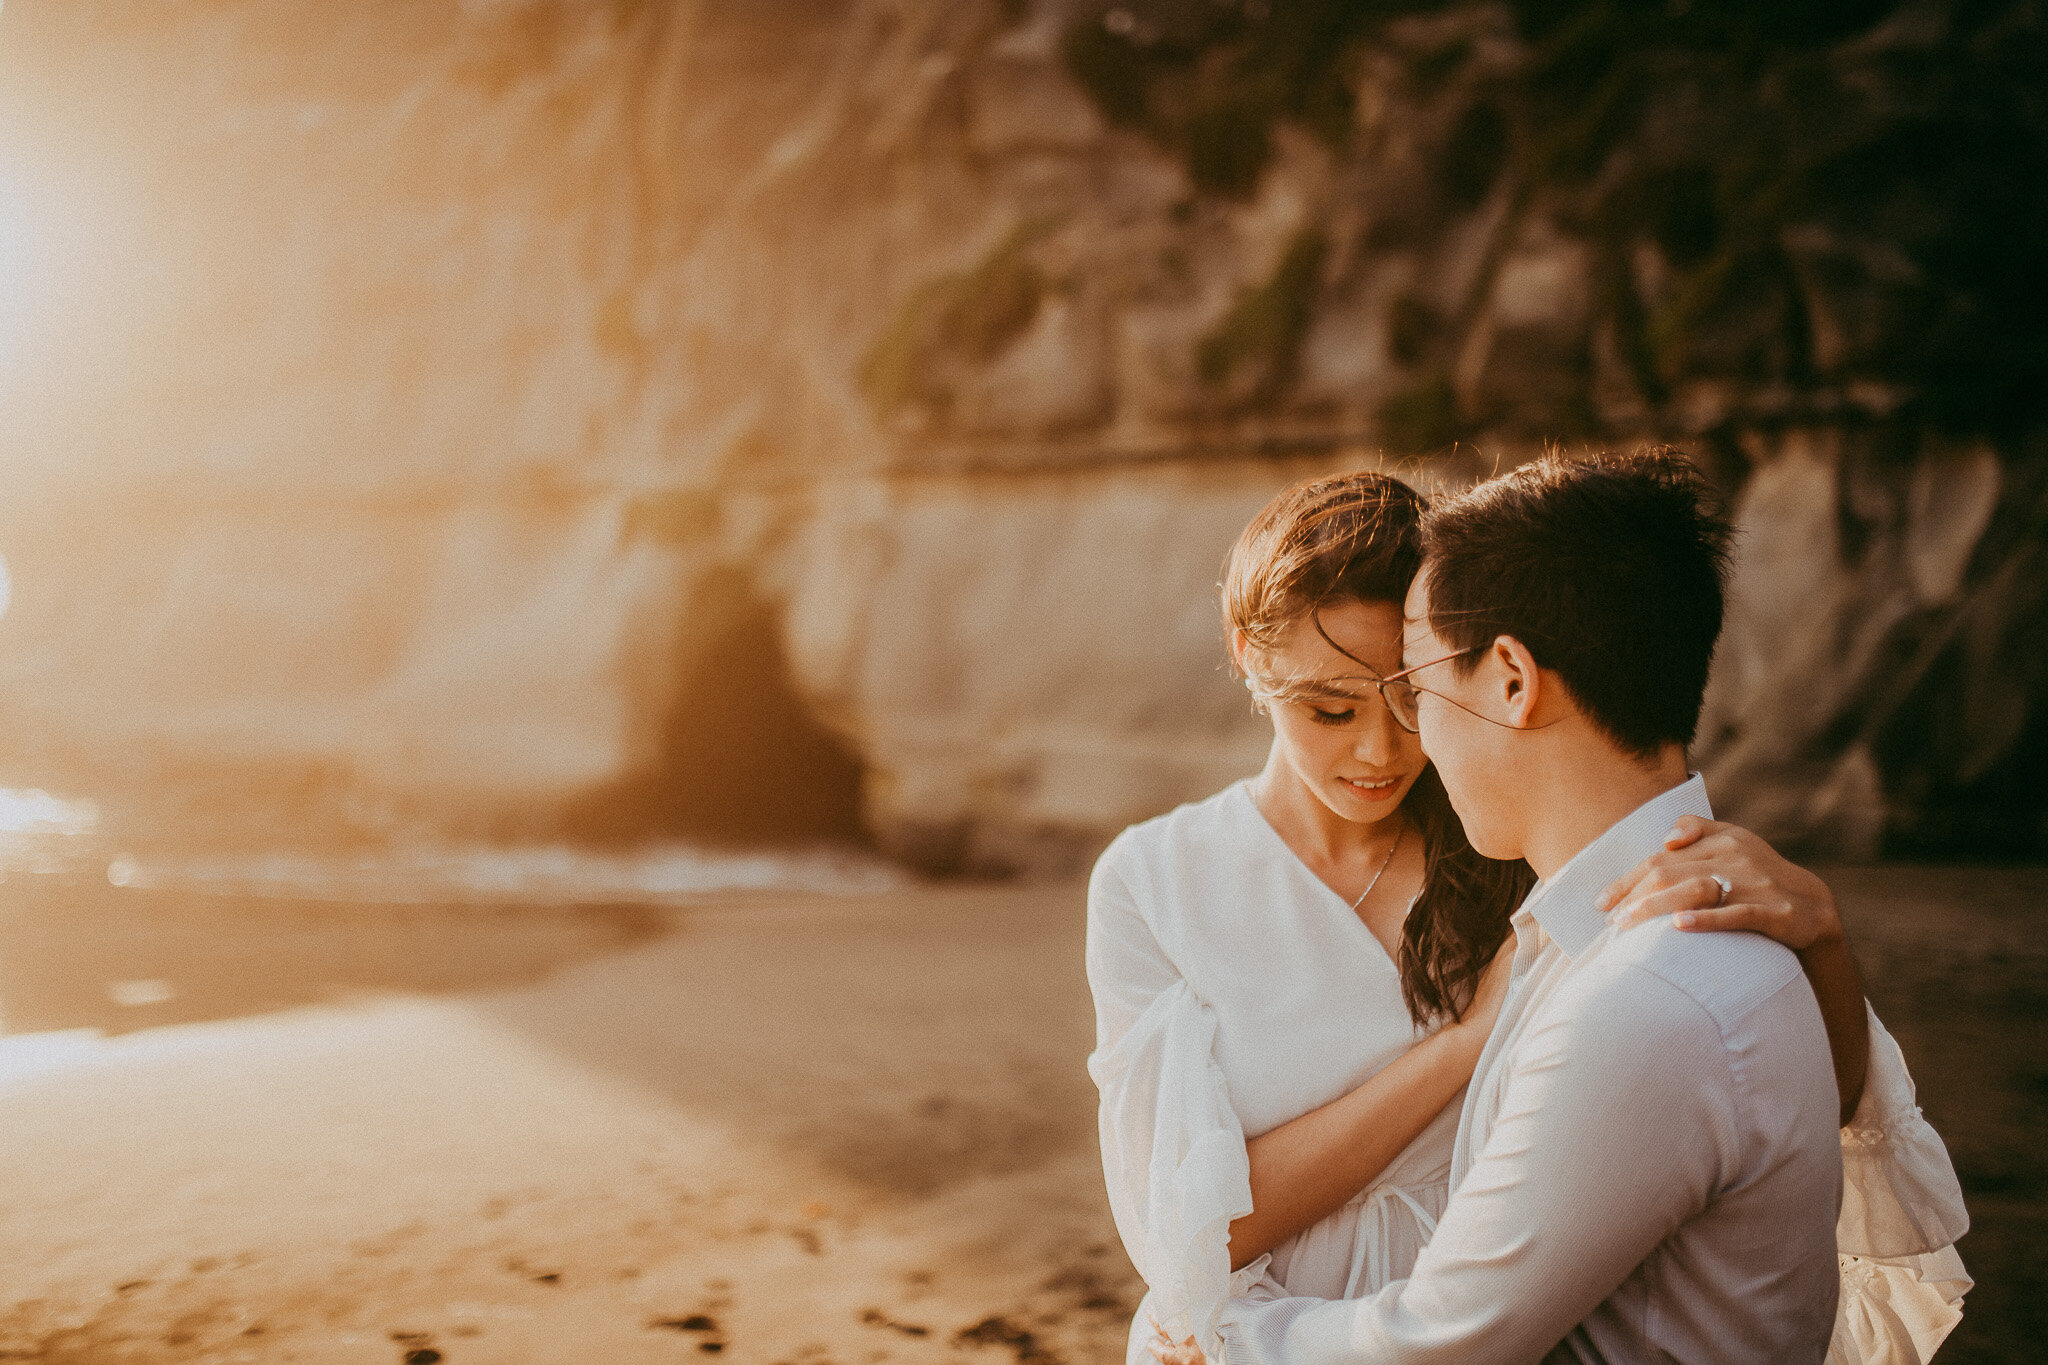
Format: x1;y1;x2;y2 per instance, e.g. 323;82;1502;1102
0;4;2030;1360
0;165;37;394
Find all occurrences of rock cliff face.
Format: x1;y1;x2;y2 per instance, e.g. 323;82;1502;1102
0;0;2040;866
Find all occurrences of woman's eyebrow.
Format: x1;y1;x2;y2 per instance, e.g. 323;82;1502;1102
1291;677;1378;699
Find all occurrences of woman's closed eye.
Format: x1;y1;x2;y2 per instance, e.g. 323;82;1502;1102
1309;706;1356;726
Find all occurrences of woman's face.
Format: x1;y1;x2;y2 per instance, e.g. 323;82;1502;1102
1242;598;1428;825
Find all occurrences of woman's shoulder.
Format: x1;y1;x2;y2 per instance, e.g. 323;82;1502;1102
1090;782;1262;954
1095;780;1259;885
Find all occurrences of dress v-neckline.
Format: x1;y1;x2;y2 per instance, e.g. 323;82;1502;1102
1234;780;1413;974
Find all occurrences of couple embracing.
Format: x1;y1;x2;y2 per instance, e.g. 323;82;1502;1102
1087;450;1970;1365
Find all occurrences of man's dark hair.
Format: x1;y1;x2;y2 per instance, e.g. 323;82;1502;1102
1420;448;1733;757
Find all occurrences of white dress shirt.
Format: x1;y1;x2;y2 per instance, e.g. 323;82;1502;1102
1218;775;1846;1364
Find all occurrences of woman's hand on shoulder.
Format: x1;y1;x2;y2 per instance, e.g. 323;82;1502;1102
1595;816;1844;952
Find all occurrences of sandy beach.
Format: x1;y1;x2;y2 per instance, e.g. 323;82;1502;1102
0;879;1138;1364
0;867;2040;1364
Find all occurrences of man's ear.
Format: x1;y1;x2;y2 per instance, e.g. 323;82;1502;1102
1493;635;1546;730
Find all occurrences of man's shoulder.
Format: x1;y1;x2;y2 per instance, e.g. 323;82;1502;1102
1516;925;1820;1117
1580;917;1806;1035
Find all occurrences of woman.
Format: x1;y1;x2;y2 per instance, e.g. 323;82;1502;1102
1087;471;1969;1365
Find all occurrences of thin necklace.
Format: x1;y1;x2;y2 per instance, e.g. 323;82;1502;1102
1349;822;1406;912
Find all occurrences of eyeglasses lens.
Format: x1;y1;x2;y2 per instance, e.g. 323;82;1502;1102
1383;680;1421;733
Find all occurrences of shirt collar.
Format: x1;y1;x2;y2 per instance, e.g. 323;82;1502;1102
1514;774;1715;959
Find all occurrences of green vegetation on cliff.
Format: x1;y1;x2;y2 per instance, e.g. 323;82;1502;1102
1062;0;2048;447
861;222;1051;421
1197;227;1327;404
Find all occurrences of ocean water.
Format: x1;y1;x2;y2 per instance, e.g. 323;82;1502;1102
0;787;908;903
0;783;913;1055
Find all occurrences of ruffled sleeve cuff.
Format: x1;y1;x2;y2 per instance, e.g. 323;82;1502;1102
1830;1246;1972;1365
1090;978;1256;1358
1837;1003;1970;1260
1229;1253;1278;1298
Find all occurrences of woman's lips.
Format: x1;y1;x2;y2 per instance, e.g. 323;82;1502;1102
1340;775;1403;802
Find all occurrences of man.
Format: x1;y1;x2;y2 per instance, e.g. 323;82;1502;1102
1217;449;1845;1363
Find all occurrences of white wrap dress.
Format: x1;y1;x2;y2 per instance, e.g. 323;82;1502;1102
1086;781;1971;1365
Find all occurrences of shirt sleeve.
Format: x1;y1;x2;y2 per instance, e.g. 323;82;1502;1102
1218;965;1734;1365
1086;851;1272;1357
1826;1003;1972;1364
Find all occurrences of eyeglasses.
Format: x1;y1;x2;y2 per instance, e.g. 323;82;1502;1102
1248;648;1481;734
1373;647;1484;733
1373;644;1572;734
1278;612;1558;735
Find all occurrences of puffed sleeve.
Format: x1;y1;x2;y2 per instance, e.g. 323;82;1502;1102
1086;850;1273;1358
1827;1003;1973;1364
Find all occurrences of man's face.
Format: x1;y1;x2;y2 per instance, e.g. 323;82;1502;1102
1402;568;1519;861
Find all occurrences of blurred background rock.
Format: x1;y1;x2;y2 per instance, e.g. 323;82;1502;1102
0;0;2040;870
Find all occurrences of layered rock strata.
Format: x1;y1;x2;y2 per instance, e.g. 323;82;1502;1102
0;0;2039;867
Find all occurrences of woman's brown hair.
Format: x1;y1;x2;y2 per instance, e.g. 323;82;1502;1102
1223;470;1534;1025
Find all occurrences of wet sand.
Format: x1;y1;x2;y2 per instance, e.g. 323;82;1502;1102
0;868;2039;1363
0;880;1138;1364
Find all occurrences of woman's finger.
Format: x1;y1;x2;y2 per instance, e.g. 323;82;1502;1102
1599;845;1722;912
1671;903;1770;934
1613;875;1732;930
1597;855;1662;911
1660;814;1724;850
1599;828;1764;911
